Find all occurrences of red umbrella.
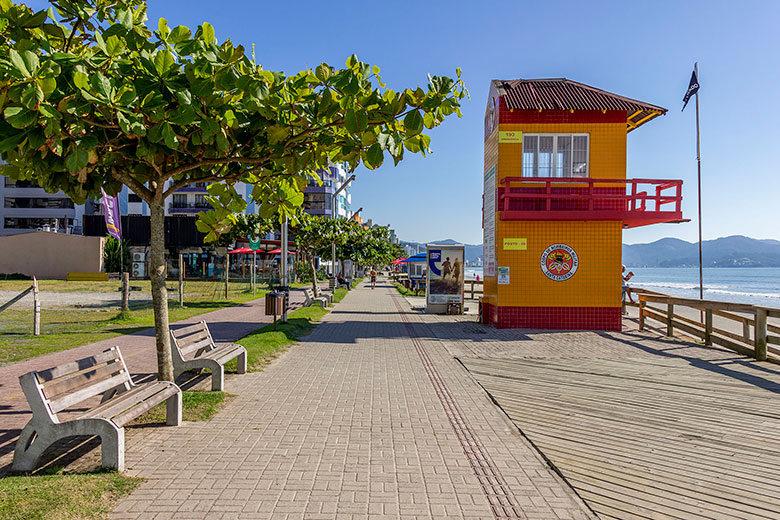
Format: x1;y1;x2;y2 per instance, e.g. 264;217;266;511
266;248;282;254
228;247;254;254
391;257;407;265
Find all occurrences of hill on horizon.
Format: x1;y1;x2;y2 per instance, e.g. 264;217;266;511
623;235;780;267
398;235;780;267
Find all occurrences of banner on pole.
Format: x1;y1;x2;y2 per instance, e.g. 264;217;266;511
682;68;699;112
100;188;122;241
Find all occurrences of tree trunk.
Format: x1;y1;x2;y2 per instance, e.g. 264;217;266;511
149;201;174;381
309;254;320;297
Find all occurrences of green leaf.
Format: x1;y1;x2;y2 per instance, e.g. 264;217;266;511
19;10;47;28
72;69;88;90
153;50;175;75
9;49;30;77
404;110;423;133
315;63;332;82
90;73;112;99
21;84;43;110
4;106;36;128
157;18;170;40
117;9;133;29
169;26;191;44
169;105;196;125
200;22;215;44
38;103;61;119
105;35;125;57
344;109;358;133
0;132;29;153
161;122;178;148
65;147;89;173
364;143;383;168
267;125;289;145
224;109;237;128
38;77;57;97
21;51;39;76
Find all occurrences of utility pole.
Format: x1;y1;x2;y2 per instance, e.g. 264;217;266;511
281;216;288;323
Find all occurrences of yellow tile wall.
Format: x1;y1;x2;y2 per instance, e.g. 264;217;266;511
495;220;622;308
485;120;627;310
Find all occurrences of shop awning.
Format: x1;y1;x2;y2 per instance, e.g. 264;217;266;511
399;253;426;263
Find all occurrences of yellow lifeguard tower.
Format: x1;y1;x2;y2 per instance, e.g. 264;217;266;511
482;78;686;330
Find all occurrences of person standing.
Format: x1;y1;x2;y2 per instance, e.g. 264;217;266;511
622;265;635;314
370;267;377;289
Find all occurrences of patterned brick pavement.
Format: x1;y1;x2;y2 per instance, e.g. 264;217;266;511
111;281;595;520
0;290;306;467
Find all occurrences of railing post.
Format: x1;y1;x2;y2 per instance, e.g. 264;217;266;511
638;299;645;331
470;281;475;300
704;309;712;346
755;308;768;361
546;180;551;211
666;303;674;337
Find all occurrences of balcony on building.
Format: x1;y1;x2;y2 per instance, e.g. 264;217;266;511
497;176;686;228
489;79;688;229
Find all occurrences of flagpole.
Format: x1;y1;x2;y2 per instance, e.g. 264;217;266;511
695;62;703;303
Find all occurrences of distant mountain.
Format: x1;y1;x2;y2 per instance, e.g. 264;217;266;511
623;235;780;267
400;239;483;264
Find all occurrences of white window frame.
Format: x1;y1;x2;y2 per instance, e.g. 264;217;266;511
522;133;590;178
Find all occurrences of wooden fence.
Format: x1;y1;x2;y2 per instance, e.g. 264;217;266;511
637;292;780;362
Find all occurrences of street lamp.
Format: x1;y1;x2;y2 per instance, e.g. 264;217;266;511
349;207;363;220
331;174;356;284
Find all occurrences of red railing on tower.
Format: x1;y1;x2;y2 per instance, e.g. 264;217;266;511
497;177;687;228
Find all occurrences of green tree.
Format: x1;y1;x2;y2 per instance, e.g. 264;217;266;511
103;235;130;272
0;0;467;380
293;214;354;297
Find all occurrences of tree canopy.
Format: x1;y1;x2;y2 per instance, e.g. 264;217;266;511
0;0;467;380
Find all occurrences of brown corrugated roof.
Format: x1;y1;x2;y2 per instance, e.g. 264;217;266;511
494;78;667;131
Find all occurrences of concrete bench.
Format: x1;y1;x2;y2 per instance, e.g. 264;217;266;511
13;346;181;472
303;288;329;307
170;321;247;391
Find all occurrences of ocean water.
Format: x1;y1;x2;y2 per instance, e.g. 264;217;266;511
628;267;780;307
464;266;780;307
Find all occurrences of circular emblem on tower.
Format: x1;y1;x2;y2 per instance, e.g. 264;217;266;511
540;244;578;281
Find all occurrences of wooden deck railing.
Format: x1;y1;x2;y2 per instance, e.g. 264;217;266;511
638;293;780;362
465;280;483;300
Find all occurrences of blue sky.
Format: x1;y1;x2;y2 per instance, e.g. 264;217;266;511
28;0;780;245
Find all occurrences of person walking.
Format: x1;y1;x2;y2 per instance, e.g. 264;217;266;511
370;267;377;289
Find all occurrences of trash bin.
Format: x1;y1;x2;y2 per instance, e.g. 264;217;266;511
265;292;284;316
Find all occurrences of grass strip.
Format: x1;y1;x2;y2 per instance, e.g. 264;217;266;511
393;282;413;297
0;469;142;520
130;391;233;425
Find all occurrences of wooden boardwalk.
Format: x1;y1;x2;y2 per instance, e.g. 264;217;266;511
461;355;780;520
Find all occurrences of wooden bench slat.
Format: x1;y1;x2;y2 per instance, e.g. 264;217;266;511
36;348;121;383
48;371;130;413
171;322;207;338
175;330;210;347
79;382;169;421
110;384;180;427
180;338;214;357
42;360;125;400
199;344;244;362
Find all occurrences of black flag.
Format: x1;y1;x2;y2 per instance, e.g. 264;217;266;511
682;68;699;112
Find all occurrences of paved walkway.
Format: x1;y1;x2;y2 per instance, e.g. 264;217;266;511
112;281;594;520
0;290;306;466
